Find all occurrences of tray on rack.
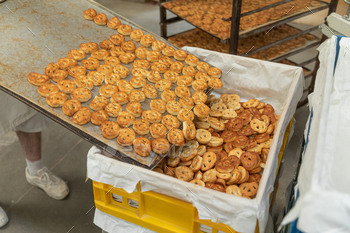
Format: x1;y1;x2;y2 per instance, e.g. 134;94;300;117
162;0;328;41
0;0;218;169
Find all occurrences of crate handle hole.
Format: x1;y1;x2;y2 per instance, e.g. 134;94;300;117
112;194;123;203
127;199;139;209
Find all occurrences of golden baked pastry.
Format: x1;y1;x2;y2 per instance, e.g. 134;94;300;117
162;45;175;57
83;8;97;20
111;91;129;105
119;52;136;64
91;49;110;60
133;119;150;135
208;77;223;89
117;111;135;127
185;54;199;66
89;95;109;111
82;57;100;70
182;66;197;77
146;50;161;62
28;72;50;86
135;46;148;60
166;100;182;115
57;80;76;94
142;84;158;99
71;87;92;102
130;29;144;42
197;61;210;73
177;108;194;122
62;99;82;117
163;70;179;83
104;102;122;117
133;59;150;70
155;79;172;91
161;89;176;102
99;39;115;50
117;24;133;35
179;97;194;109
147;71;162;83
192;79;208;92
195;71;210;82
132;68;151;78
162;114;180;131
68;66;87;78
183;120;196;141
150;99;166;113
97;64;113;75
74;75;94;90
159;55;173;68
121;41;136;53
94;13;108;25
128;89;146;103
104;57;120;68
110;34;125;46
208;67;222;78
107;17;121;29
101;121;120;139
193;103;210;118
152;40;166;52
79;42;99;54
67;49;86;61
38;83;59;97
117;80;134;94
151;138;170;154
91;110;109;125
46;92;67;108
167;129;185;146
113;64;130;78
169;62;183;74
117;128;136;146
174;50;187;61
140;34;156;47
150;62;167;73
175;86;191;98
149;122;167;139
99;84;118;98
110;46;125;57
133;137;152;157
44;63;59;78
177;75;193;86
142;110;162;123
72;107;91;125
57;58;77;71
192;91;207;104
87;71;104;86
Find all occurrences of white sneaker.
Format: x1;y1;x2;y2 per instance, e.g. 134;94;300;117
25;167;69;200
0;206;8;228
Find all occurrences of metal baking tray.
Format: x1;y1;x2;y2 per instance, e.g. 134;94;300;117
0;0;215;168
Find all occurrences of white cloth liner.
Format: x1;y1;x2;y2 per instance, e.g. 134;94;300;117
281;36;350;232
88;47;303;233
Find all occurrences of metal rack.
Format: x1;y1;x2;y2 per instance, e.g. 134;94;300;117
159;0;339;107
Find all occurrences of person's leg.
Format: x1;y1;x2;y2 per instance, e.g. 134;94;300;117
0;206;8;228
15;131;69;200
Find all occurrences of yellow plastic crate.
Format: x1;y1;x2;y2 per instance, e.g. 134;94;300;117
93;119;293;233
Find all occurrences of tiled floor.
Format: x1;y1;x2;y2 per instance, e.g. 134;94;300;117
0;0;314;232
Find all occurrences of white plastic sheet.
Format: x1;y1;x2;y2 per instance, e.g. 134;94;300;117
88;47;303;233
281;36;350;232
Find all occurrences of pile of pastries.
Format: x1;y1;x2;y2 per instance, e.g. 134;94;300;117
168;26;316;60
27;9;223;159
164;0;322;39
153;94;279;198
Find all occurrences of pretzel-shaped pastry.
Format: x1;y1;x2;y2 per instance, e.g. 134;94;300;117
117;24;133;35
46;92;67;108
140;34;156;47
146;50;161;62
182;66;197;77
162;114;180;131
166;100;182;115
129;89;146;102
159;55;173;67
94;13;108;25
72;107;91;125
162;45;175;57
44;63;59;78
57;80;76;94
208;67;222;78
185;54;199;66
119;52;136;64
208;77;223;89
117;111;135;127
68;66;87;78
167;129;185;146
133;119;150;135
57;58;77;71
151;62;167;73
111;91;129;105
89;95;109;111
152;138;170;154
175;86;191;98
135;46;148;60
107;17;121;29
62;99;82;117
133;137;152;157
150;99;166;113
83;8;97;20
87;71;104;86
152;40;166;52
91;110;109;125
174;50;187;61
179;97;194;109
71;87;92;102
150;123;167;139
121;41;136;53
79;42;98;54
28;72;50;86
104;102;122;117
117;80;134;94
133;59;150;70
192;79;208;92
170;61;184;73
38;84;59;97
113;64;130;78
155;79;172;92
197;61;210;73
177;108;194;122
82;57;100;70
67;49;86;61
97;64;113;75
142;84;158;99
177;75;193;86
91;49;110;60
192;91;207;104
142;110;162;123
101;121;120;139
99;39;114;50
117;128;136;146
74;75;94;90
130;29;144;42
